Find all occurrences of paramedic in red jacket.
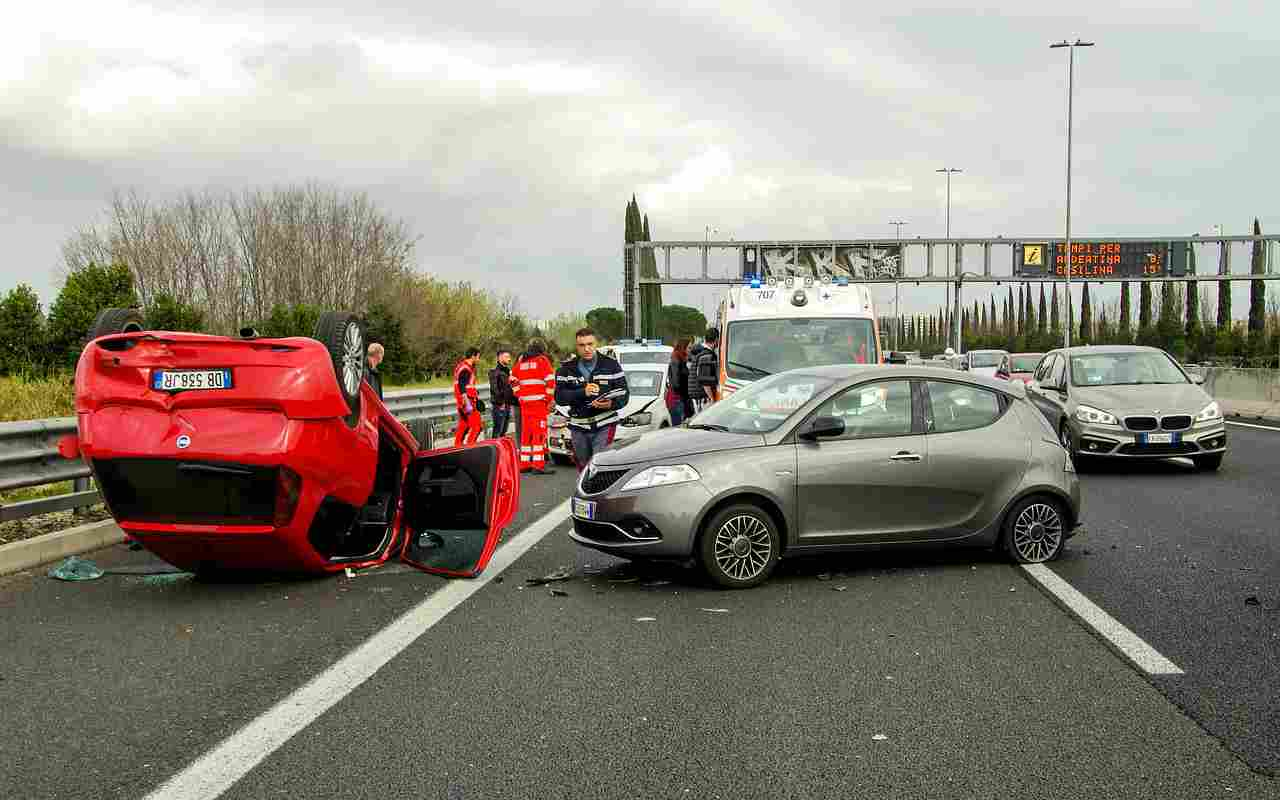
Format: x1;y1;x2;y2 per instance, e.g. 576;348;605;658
453;347;484;447
513;338;556;474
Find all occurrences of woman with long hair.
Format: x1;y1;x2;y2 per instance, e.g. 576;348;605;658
667;338;693;426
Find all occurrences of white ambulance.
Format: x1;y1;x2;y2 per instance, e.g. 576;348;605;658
714;275;881;399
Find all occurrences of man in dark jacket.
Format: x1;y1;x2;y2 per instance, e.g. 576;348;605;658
554;327;628;472
689;328;721;413
365;343;385;400
488;348;516;438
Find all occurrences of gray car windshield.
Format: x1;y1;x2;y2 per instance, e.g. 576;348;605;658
690;372;837;434
1070;352;1188;386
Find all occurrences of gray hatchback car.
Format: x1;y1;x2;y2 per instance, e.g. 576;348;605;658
569;365;1081;588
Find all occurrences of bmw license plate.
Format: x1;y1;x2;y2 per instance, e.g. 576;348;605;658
1141;432;1177;445
571;498;596;520
153;369;233;392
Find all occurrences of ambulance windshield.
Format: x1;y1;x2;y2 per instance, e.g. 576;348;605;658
725;318;876;380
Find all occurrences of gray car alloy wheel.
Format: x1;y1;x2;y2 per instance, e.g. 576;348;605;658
341;322;365;398
713;514;773;582
1011;502;1064;563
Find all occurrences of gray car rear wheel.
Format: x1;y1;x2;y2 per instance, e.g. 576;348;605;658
1002;496;1066;564
698;503;780;589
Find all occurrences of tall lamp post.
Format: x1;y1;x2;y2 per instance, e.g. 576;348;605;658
889;220;908;350
936;168;962;352
1051;38;1094;349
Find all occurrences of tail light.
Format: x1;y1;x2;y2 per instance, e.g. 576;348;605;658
273;466;302;527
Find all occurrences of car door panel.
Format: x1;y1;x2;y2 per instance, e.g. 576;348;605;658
400;438;519;577
922;382;1030;537
795;379;931;542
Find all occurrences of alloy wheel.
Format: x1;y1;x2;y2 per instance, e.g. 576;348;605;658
1012;502;1063;563
341;322;365;397
713;514;773;582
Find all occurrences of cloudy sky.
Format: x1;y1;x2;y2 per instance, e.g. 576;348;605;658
3;0;1277;325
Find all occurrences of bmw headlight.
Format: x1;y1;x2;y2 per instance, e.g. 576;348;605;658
620;464;700;491
1194;401;1222;423
1075;405;1119;426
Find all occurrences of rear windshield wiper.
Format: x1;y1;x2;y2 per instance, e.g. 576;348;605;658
687;423;731;432
727;360;771;377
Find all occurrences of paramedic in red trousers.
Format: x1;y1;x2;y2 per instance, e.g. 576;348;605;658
452;347;485;447
555;327;629;472
513;338;556;474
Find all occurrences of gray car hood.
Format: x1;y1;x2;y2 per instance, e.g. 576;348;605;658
593;427;765;467
1072;382;1212;415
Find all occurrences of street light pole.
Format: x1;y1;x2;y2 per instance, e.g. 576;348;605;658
1051;38;1094;350
936;168;962;352
889;221;907;351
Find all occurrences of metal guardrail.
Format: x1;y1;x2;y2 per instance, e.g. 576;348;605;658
0;386;490;525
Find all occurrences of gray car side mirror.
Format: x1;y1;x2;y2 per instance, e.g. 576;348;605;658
800;416;845;440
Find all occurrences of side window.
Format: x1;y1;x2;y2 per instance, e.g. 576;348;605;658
1049;354;1067;387
1034;354;1055;382
811;380;913;440
925;381;1003;434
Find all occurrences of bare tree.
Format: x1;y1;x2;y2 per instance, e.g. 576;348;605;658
62;185;417;333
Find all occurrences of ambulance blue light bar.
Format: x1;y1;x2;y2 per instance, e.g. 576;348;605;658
836;276;850;287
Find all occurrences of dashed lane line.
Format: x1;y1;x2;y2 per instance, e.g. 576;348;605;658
145;500;573;800
1226;419;1280;432
1022;563;1184;676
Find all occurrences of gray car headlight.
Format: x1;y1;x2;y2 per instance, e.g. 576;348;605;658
621;464;700;491
1194;401;1222;423
1075;404;1119;426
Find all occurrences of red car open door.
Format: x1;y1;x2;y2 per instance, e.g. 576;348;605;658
400;438;520;577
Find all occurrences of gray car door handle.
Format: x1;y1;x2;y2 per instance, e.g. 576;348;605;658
889;451;922;462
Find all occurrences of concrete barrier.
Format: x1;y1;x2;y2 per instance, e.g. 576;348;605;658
1200;368;1280;422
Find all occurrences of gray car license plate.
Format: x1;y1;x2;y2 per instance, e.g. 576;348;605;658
1141;432;1177;445
571;498;595;520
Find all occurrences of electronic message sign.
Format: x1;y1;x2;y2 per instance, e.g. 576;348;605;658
1015;241;1187;278
743;244;904;280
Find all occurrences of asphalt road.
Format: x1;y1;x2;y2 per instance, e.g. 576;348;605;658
1;431;1277;799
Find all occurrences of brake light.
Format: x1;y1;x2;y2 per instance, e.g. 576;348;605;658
273;466;302;527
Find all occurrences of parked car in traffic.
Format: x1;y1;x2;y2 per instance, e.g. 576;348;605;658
63;308;520;577
1025;345;1226;471
569;365;1081;588
997;352;1045;384
961;349;1009;379
601;339;673;366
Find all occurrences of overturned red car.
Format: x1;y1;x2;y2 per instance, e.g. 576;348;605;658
61;308;519;577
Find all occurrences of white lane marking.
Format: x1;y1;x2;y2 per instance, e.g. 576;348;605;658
146;500;572;800
1021;563;1184;676
1226;420;1280;432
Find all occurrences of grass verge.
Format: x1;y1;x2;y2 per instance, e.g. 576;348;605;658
0;373;75;422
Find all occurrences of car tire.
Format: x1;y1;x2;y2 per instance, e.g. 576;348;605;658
1001;495;1067;564
1192;453;1223;472
83;307;145;351
312;311;366;428
698;503;780;589
1058;421;1087;470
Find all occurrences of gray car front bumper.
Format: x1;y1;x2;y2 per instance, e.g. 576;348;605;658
568;478;713;560
1068;419;1227;458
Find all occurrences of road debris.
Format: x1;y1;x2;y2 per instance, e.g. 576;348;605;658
634;617;657;622
832;586;848;592
1009;587;1017;593
344;567;355;578
143;573;193;587
872;734;889;741
493;576;504;584
527;568;573;585
549;588;569;597
700;608;729;614
816;573;832;582
47;556;104;581
1245;595;1260;606
640;579;672;588
608;577;639;584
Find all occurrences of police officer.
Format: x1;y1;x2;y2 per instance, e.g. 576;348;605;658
554;327;628;472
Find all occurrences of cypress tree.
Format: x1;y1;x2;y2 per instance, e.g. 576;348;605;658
1249;218;1266;336
1079;283;1093;344
1185;244;1201;357
1025;283;1036;337
1119;281;1132;343
980;302;988;336
1139;282;1153;329
1050;284;1061;337
640;213;663;339
1038;285;1047;336
1216;240;1232;331
1016;285;1025;335
1007;287;1015;336
989;296;997;336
